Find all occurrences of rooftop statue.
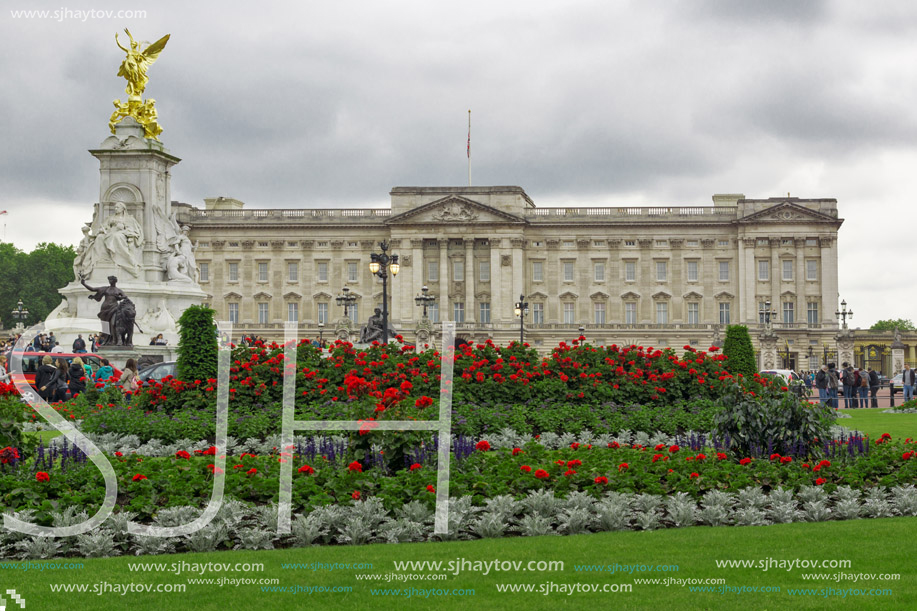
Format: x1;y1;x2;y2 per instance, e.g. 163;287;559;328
110;29;169;140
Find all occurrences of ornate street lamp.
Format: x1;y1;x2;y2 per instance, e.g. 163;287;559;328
10;298;29;324
368;241;399;344
317;321;324;344
578;325;585;343
513;294;528;346
335;286;357;319
836;299;853;329
759;299;776;329
414;285;436;319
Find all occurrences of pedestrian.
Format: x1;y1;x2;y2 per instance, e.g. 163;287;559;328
117;358;139;396
868;367;880;408
52;358;70;402
827;363;840;409
902;364;916;403
72;334;86;353
0;355;11;384
815;365;828;405
840;363;856;408
34;355;60;401
50;341;65;354
68;357;87;397
94;359;115;388
857;368;869;408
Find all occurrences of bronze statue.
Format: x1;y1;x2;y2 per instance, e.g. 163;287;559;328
80;274;140;347
358;308;398;344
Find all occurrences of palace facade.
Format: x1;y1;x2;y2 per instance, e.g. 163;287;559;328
175;186;844;367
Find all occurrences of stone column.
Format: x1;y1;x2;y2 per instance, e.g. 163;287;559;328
439;238;449;320
795;238;806;318
490;240;502;323
411;238;424;327
464;238;475;323
820;236;838;329
511;237;525;315
769;237;780;318
892;337;905;375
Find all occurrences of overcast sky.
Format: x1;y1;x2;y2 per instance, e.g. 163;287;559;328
1;0;914;327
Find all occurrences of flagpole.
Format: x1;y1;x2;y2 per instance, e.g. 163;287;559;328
467;109;471;187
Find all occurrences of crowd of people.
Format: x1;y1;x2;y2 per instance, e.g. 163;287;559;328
808;362;882;408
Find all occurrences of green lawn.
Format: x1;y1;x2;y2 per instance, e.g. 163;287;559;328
836;409;917;440
3;517;914;611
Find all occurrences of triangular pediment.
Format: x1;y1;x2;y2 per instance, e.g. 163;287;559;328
386;195;527;225
283;291;303;300
223;291;242;300
253;291;273;300
620;291;641;300
558;290;579;300
739;201;838;224
683;291;703;300
780;290;796;297
313;291;333;300
590;291;610;301
527;291;549;300
715;291;735;300
652;290;672;300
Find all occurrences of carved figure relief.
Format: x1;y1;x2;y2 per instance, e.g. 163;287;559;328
432;202;478;222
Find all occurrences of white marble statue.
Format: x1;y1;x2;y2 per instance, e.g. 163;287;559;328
140;298;177;333
153;207;197;282
97;202;143;277
73;224;97;278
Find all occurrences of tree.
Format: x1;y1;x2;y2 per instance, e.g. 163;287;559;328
870;319;916;332
176;305;218;382
722;325;757;377
0;241;76;329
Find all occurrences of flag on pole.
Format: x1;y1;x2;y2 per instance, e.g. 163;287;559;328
0;211;7;215
467;110;471;159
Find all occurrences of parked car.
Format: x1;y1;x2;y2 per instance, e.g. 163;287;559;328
137;360;176;383
5;352;122;386
759;369;808;396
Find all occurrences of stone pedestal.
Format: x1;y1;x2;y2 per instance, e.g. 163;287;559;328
759;329;778;370
415;317;434;352
892;336;906;376
97;344;177;371
836;330;855;369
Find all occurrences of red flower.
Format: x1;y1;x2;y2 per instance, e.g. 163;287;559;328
247;468;257;475
570;442;580;450
566;459;582;467
175;450;190;460
716;452;727;461
132;473;147;482
819;460;831;468
739;458;752;466
608;441;620;449
409;463;422;471
240;453;257;459
802;463;810;469
690;472;699;478
233;464;245;470
652;453;665;463
594;476;609;485
348;461;363;472
201;446;217;456
512;448;523;456
780;456;793;464
903;452;914;460
35;471;50;482
426;485;435;493
563;469;577;477
207;464;224;474
655;444;666;451
400;380;413;393
298;464;315;475
534;469;550;479
352;491;361;500
815;477;826;486
618;462;629;471
520;465;532;472
114;451;123;458
770;453;781;461
414;396;433;409
695;454;707;461
668;445;679;453
475;440;491;452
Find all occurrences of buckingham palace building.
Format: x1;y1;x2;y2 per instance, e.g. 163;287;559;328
174;186;843;366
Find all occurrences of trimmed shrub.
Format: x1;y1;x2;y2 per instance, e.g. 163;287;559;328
176;305;218;382
723;325;757;377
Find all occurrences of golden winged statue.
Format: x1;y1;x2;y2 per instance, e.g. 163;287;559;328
115;29;169;100
111;29;170;140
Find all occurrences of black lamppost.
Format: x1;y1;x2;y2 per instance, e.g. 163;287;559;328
836;299;853;329
10;298;29;327
782;344;791;369
414;285;436;318
336;286;357;319
759;300;776;328
513;294;528;345
368;241;399;344
317;321;324;344
578;325;585;343
807;345;814;370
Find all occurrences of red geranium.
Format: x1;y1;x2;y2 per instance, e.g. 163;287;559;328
352;491;361;500
739;458;752;465
534;469;550;479
298;464;315;475
175;450;190;460
563;469;577;477
690;472;699;478
716;453;727;461
36;471;50;482
815;477;826;485
520;465;532;472
414;396;433;409
348;461;363;472
426;485;435;493
132;473;147;482
247;468;257;475
668;445;679;453
475;440;491;452
594;476;609;485
409;463;422;471
512;448;523;456
114;451;123;458
618;462;629;471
